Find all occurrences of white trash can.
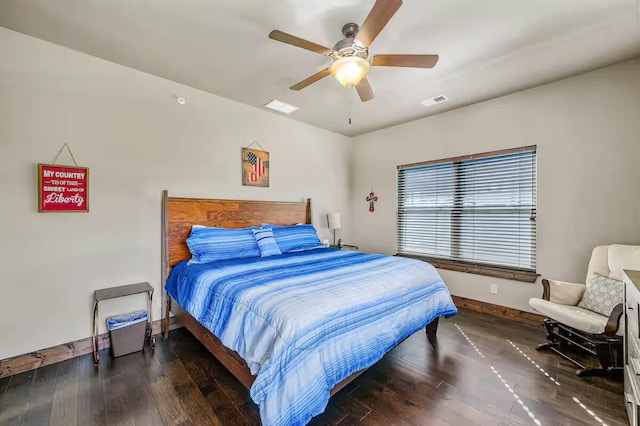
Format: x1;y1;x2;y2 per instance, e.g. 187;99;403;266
106;310;148;357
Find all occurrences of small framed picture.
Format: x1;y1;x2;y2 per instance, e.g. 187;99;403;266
38;163;89;212
242;148;269;187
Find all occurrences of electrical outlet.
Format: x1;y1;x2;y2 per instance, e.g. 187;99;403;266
490;284;498;294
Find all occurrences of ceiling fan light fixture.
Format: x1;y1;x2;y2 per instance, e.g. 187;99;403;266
330;56;370;88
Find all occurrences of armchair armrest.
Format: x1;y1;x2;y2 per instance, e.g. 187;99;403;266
604;303;623;336
541;278;586;305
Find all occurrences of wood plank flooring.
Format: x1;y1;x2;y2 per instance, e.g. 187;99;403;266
0;308;627;425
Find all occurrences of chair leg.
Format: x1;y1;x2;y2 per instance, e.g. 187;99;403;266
608;367;624;380
576;342;622;378
576;367;609;377
535;342;559;352
559;338;570;352
595;343;613;370
535;319;561;352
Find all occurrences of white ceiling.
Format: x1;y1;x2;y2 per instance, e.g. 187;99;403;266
1;0;639;136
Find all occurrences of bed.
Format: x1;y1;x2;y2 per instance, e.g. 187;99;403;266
161;191;457;426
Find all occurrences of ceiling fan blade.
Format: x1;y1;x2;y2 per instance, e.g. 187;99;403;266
372;54;439;68
356;78;375;102
290;68;332;90
355;0;403;48
269;30;333;56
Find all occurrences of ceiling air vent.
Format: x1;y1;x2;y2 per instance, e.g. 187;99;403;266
264;99;299;114
420;95;448;108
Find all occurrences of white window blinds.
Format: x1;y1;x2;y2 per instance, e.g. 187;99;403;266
397;146;536;272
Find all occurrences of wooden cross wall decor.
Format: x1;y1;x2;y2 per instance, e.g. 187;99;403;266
366;191;378;213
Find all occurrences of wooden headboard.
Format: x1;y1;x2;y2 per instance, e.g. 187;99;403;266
161;190;312;272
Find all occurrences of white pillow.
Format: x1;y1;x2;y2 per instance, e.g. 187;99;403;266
577;272;623;317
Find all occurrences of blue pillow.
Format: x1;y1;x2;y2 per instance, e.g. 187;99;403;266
262;223;323;253
252;228;282;257
186;226;260;264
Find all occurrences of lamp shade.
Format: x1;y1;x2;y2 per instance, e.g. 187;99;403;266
327;212;342;230
330;57;370;88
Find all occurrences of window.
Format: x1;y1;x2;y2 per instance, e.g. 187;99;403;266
397;146;537;281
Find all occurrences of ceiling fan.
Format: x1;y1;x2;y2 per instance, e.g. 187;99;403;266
268;0;439;102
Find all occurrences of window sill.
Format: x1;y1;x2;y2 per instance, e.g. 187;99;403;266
396;254;539;283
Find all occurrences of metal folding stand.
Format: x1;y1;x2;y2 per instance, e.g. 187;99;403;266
92;282;155;364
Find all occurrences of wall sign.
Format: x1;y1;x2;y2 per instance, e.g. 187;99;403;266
38;164;89;212
242;147;269;188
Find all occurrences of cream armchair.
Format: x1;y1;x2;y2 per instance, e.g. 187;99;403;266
529;244;640;377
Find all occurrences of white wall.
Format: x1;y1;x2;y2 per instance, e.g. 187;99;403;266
0;27;352;360
2;23;639;361
351;59;640;313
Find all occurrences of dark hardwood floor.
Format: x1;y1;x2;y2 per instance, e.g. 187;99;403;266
0;308;627;425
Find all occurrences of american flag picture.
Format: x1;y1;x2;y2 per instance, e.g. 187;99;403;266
242;148;269;187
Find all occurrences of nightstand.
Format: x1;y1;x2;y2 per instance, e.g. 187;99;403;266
92;282;155;364
330;244;359;251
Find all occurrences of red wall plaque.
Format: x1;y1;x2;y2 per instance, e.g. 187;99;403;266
38;164;89;212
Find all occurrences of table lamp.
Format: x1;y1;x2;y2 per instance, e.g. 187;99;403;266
327;212;341;247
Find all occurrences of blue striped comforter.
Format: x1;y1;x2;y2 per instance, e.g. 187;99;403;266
166;248;457;426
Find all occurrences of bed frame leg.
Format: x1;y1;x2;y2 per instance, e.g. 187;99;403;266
426;317;439;351
164;295;171;339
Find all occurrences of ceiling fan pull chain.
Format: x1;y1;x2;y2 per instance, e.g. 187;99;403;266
348;96;352;125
